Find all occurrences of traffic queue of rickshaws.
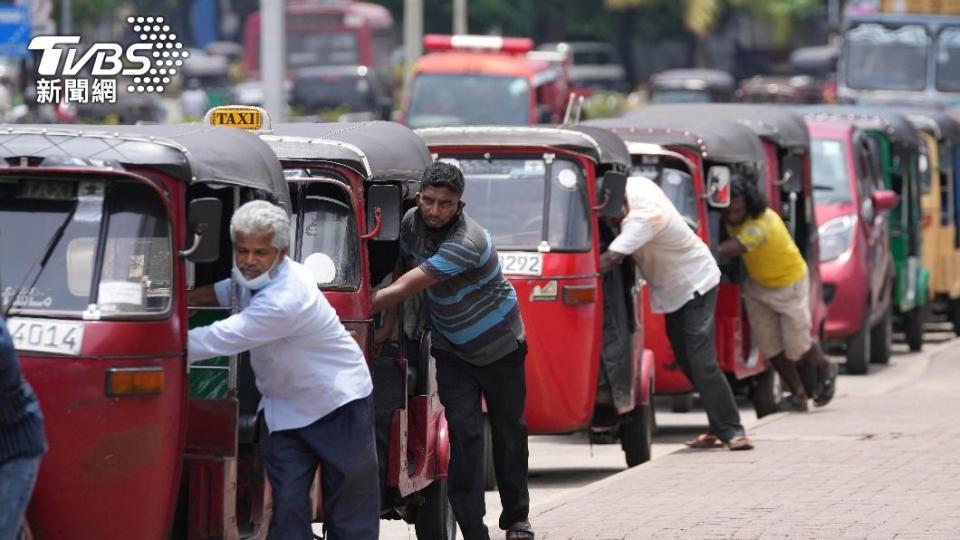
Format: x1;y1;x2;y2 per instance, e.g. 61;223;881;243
7;96;960;538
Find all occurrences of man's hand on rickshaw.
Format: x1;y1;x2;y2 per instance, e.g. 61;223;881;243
599;250;627;274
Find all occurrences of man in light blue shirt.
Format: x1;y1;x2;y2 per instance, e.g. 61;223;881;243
188;200;378;540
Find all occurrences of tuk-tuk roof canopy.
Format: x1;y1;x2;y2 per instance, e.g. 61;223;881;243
624;104;810;152
415;125;631;169
0;123;288;200
649;69;735;90
794;106;920;151
587;113;767;166
894;108;960;143
263;121;432;182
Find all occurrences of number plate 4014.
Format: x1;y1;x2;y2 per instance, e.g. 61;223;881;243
7;318;85;356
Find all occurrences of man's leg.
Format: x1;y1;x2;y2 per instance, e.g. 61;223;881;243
302;395;380;540
434;349;489;540
665;288;744;442
475;342;530;531
0;455;41;540
262;428;320;540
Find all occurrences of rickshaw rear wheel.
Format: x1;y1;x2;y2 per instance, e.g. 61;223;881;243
751;368;781;418
621;401;653;467
414;478;458;540
904;306;925;352
950;299;960;336
670;394;693;413
870;304;892;365
845;309;871;375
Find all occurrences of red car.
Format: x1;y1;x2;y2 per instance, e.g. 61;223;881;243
808;118;898;374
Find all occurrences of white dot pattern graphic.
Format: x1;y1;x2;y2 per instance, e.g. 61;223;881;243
125;16;187;94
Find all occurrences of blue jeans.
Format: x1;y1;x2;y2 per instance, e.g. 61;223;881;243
0;456;41;540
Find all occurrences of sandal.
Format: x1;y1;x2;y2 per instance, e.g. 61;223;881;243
814;362;838;408
726;435;754;451
506;520;535;540
683;433;724;449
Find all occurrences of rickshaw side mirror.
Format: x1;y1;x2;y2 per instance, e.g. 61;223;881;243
596;171;627;218
871;189;899;213
706;166;731;208
182;198;222;263
365;184;402;242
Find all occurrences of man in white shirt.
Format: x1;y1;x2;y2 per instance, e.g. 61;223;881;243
188;200;378;540
600;176;752;450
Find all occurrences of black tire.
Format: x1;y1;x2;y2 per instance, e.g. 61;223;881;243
481;413;497;492
845;309;871;375
621;399;654;467
751;367;781;418
905;306;925;352
870;303;892;365
951;299;960;337
414;478;457;540
670;394;693;413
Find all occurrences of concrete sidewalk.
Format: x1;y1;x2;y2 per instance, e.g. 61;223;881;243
529;340;960;539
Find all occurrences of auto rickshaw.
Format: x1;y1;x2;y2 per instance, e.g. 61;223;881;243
897;109;960;336
800;106;930;351
648;68;736;104
587;113;784;417
0;124;290;539
415;125;655;468
736;75;824;104
806;117;898;374
203;107;454;538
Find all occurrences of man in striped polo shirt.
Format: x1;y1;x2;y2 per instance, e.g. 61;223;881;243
373;162;532;540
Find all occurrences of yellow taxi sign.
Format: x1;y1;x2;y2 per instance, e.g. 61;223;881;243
203;106;271;132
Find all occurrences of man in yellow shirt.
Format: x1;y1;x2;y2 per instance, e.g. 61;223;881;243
718;176;837;411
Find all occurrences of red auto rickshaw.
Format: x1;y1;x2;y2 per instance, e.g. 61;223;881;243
588;114;784;416
416;125;656;468
0;124;291;539
203;107;455;538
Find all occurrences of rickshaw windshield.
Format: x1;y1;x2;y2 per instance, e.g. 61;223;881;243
811;139;853;204
0;178;173;318
455;157;590;251
935;27;960;91
406;74;530;128
630;161;698;228
287;172;359;290
650;89;712;104
845;24;928;91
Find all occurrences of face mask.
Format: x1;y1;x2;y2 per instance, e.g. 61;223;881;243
232;252;281;291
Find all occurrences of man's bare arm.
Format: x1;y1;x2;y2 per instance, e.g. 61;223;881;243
372;267;438;313
717;238;747;264
599;250;628;274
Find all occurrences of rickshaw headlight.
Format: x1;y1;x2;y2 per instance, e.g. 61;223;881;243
562;284;597;305
818;215;855;262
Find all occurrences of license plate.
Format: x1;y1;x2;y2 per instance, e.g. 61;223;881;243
498;252;543;276
7;318;85;356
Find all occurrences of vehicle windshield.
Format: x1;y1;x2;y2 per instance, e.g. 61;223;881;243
0;178;172;318
936;27;960;91
811;139;853;204
630;161;699;228
844;24;928;91
406;74;530;128
650;89;713;103
453;157;590;251
288;173;359;290
284;31;359;70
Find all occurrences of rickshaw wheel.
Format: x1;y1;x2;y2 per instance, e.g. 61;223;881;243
670;394;693;413
950;299;960;336
414;477;457;540
481;414;497;491
751;368;782;418
845;309;871;375
621;402;653;467
870;304;892;365
904;306;925;352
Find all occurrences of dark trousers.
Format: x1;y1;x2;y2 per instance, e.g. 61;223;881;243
262;395;380;540
664;287;745;442
433;342;530;540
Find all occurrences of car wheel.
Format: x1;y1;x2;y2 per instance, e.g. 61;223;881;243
414;478;458;540
845;308;871;375
870;303;892;364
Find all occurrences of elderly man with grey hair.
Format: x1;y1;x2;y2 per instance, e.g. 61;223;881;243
188;200;379;540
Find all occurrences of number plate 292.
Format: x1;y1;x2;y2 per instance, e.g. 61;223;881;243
7;318;85;356
498;252;543;276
